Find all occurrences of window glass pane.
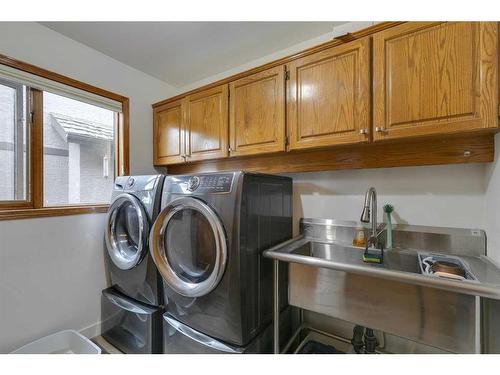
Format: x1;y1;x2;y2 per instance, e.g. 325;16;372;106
0;79;28;201
43;92;115;206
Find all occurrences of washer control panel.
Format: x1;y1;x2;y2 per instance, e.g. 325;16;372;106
126;177;135;188
176;173;234;193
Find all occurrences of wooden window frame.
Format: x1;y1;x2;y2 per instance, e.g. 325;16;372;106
0;53;129;220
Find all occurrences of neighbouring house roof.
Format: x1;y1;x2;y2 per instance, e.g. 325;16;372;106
50;112;113;143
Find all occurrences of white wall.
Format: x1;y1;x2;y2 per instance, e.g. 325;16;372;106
286;163;487;236
0;214;106;352
0;22;177;353
484;134;500;262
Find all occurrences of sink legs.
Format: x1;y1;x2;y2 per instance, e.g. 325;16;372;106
273;259;280;354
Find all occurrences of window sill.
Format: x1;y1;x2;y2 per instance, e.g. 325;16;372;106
0;204;109;221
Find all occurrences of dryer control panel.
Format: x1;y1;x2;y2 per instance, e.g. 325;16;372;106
168;173;234;194
197;174;233;193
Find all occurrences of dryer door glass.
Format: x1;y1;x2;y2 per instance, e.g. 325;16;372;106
106;193;149;270
150;197;227;298
164;208;216;284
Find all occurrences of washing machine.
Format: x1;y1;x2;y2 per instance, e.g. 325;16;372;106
149;171;291;353
101;175;164;354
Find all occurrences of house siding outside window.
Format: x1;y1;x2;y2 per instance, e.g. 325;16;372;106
42;92;115;206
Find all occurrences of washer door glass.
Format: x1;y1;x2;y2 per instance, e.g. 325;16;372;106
150;197;227;298
106;193;149;270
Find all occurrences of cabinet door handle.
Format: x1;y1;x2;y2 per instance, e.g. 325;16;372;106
359;129;368;135
375;126;386;133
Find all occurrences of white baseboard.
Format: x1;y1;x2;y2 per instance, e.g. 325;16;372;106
79;320;103;339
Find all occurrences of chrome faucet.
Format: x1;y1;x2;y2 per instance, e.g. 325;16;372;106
360;187;384;249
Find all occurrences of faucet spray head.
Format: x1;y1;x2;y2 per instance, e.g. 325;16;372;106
360;206;370;223
361;187;375;223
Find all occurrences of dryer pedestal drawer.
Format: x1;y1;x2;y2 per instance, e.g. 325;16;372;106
101;288;162;354
163;314;245;354
162;309;292;354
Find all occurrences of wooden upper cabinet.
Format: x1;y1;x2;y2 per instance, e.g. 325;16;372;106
153;99;185;165
373;22;498;141
229;65;286;157
185;84;229;162
288;37;371;150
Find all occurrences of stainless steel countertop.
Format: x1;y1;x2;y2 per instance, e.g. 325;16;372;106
264;235;500;300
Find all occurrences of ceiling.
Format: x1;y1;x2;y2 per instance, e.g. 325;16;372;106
40;22;344;88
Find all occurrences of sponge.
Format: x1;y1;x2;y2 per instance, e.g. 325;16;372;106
363;251;383;264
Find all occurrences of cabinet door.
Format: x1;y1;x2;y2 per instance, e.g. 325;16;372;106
185;84;228;162
288;37;371;150
229;66;286;157
373;22;498;141
153;99;185;165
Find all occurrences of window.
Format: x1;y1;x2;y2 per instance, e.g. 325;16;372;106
0;54;129;219
0;78;28;202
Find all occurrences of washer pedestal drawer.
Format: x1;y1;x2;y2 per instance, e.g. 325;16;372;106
101;288;162;354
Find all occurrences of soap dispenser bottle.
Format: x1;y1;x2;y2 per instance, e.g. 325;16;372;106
352;225;366;247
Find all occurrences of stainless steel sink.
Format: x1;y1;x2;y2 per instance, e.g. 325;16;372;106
265;218;500;353
291;241;421;274
265;220;500;299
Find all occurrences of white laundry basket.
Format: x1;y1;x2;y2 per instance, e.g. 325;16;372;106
11;330;102;354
